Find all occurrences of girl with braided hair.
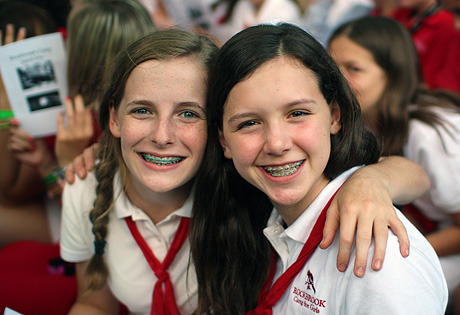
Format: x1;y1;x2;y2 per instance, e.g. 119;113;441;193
61;26;430;315
60;29;218;314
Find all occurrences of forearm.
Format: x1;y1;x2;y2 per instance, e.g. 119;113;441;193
0;127;21;191
426;226;460;257
366;156;430;205
68;302;119;315
71;261;120;315
0;165;45;203
0;135;44;201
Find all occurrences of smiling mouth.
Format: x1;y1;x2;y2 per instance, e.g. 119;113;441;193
141;153;184;166
262;160;304;177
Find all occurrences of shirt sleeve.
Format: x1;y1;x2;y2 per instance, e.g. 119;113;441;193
404;110;460;215
60;172;98;262
342;211;448;314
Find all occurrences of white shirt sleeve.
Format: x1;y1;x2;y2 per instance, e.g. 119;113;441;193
60;172;98;262
404;108;460;217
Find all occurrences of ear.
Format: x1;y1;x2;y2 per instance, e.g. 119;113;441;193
330;102;342;135
218;129;232;159
109;104;121;138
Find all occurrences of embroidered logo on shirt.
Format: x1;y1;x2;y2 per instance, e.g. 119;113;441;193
305;270;316;294
291;270;326;313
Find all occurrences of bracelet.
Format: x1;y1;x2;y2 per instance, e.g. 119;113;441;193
0;109;14;120
44;166;66;186
44;168;59;186
0;110;14;131
44;166;65;199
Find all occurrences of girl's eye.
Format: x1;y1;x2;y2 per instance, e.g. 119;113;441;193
237;120;258;130
132;108;150;115
289;110;309;118
180;111;198;119
348;66;361;73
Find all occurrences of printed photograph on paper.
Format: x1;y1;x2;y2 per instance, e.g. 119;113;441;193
0;33;67;137
17;60;56;90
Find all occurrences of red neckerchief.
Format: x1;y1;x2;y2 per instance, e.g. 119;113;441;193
247;186;342;315
125;216;190;315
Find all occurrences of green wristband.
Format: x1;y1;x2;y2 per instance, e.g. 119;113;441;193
44;167;60;186
0;110;14;120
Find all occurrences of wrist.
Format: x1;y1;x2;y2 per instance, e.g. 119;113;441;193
43;165;66;199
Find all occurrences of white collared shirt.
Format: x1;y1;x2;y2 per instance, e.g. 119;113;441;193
404;106;460;229
60;171;197;314
264;167;448;314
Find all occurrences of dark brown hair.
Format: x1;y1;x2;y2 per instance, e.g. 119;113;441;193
191;23;381;314
0;0;56;42
329;16;460;155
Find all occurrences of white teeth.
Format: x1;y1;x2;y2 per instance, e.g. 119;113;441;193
262;161;304;177
141;153;183;166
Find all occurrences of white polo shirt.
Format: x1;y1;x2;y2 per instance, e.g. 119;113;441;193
403;106;460;299
60;171;197;314
212;0;301;43
403;107;460;229
264;167;448;314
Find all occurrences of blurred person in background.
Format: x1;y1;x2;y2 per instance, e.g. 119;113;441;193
329;15;460;312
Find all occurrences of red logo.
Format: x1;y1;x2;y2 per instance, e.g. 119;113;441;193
305;270;316;294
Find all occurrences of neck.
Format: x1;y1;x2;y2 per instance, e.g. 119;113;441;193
125;179;193;224
273;175;330;227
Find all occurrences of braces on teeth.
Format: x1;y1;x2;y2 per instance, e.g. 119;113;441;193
142;154;183;165
263;161;303;177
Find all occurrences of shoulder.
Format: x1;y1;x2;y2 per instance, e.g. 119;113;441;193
62;171;98;218
407;107;460;155
348;209;447;311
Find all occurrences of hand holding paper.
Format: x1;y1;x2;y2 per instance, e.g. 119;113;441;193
55;94;94;167
0;32;67;138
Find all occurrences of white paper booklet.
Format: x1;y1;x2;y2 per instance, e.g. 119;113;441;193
0;32;67;138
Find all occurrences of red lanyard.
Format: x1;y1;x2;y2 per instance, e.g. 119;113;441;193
125;216;190;315
248;187;342;315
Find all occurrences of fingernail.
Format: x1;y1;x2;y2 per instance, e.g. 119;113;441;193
30;144;36;151
338;264;347;272
404;247;410;257
28;137;34;143
77;169;84;178
372;259;382;270
10;119;19;126
355;267;364;277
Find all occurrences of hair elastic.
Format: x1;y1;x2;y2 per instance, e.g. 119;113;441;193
94;239;107;255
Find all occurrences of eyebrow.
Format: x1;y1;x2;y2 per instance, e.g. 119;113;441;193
126;100;205;111
227;98;317;124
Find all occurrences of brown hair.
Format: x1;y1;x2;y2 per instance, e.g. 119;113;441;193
66;0;156;108
85;29;218;290
329;16;460;155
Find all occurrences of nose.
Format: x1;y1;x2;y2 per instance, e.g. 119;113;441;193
149;116;175;146
263;122;292;156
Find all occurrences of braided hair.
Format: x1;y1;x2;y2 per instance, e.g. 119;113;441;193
84;29;218;290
